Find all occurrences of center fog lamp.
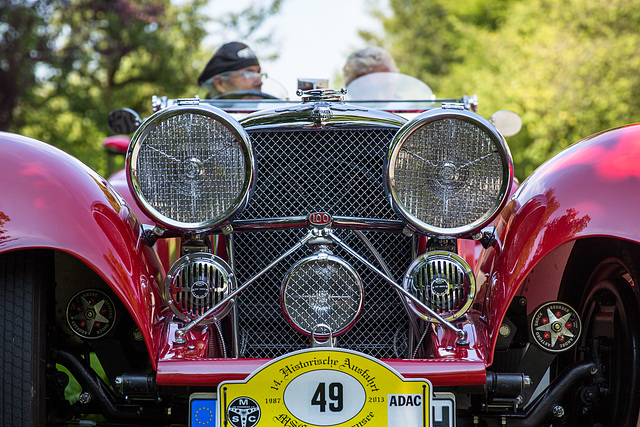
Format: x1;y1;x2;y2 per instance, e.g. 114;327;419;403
386;108;513;237
281;251;363;336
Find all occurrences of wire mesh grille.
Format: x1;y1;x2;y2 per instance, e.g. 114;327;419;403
233;127;413;359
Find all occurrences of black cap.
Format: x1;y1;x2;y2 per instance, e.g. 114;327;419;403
197;42;259;86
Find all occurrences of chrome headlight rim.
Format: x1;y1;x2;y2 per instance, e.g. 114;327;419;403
403;250;476;322
280;252;364;337
127;103;255;231
386;108;513;237
164;252;236;323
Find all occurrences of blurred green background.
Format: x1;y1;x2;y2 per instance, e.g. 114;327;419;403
2;0;639;181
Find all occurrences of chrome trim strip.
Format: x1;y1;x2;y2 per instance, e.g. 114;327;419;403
230;216;406;233
230;216;308;231
226;233;240;358
333;217;406;232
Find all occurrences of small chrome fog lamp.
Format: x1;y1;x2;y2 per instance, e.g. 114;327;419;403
403;251;476;322
281;251;363;336
165;253;235;323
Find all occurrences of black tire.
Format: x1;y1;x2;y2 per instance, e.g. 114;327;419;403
0;250;51;426
568;253;640;426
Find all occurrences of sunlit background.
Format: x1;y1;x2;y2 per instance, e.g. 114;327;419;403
200;0;386;97
2;0;639;181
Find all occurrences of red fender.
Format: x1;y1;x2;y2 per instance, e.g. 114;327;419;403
476;124;640;364
0;132;165;368
108;168;180;271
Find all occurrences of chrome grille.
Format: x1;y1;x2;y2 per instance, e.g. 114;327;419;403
404;251;475;322
414;258;466;313
166;253;234;323
233;127;413;359
174;262;227;317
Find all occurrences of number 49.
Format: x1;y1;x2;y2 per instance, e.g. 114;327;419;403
311;382;343;412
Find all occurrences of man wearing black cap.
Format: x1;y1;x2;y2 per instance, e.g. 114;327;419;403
198;41;263;97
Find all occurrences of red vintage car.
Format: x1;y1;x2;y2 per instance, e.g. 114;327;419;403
2;73;638;426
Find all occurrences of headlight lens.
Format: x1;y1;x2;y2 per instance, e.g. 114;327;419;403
403;251;475;322
127;104;254;230
281;251;363;336
386;108;512;236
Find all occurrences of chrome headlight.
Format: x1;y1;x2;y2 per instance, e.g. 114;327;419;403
386;108;512;237
127;104;254;231
281;251;363;336
403;251;475;322
165;253;235;323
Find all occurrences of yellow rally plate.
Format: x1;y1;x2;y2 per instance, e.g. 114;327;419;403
217;347;431;427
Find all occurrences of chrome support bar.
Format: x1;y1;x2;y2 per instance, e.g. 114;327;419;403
174;231;315;344
353;230;422;349
328;230;469;346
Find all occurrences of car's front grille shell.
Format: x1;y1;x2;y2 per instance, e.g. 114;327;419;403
232;126;414;359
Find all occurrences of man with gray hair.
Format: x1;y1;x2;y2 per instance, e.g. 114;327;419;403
343;46;398;86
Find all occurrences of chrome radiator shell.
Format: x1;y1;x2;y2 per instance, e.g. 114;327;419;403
231;121;414;359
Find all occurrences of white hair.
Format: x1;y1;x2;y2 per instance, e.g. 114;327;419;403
343;46;398;86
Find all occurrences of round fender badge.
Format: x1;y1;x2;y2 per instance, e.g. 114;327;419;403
227;397;261;427
66;289;116;339
531;301;581;352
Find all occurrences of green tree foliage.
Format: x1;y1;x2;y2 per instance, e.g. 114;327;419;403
9;0;210;175
5;0;285;176
381;0;640;180
213;0;284;61
0;0;60;131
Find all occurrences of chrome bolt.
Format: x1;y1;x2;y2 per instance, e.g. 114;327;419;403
519;297;527;306
499;323;511;337
523;375;532;387
78;391;92;405
174;329;186;345
552;405;565;418
114;376;124;394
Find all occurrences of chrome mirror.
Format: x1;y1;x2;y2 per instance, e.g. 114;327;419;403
107;108;142;134
491;110;522;137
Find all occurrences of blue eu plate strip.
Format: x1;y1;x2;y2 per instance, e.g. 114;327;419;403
190;397;217;426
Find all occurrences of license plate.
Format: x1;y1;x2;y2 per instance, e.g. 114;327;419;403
189;393;217;426
212;347;439;427
189;390;456;427
432;392;456;427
